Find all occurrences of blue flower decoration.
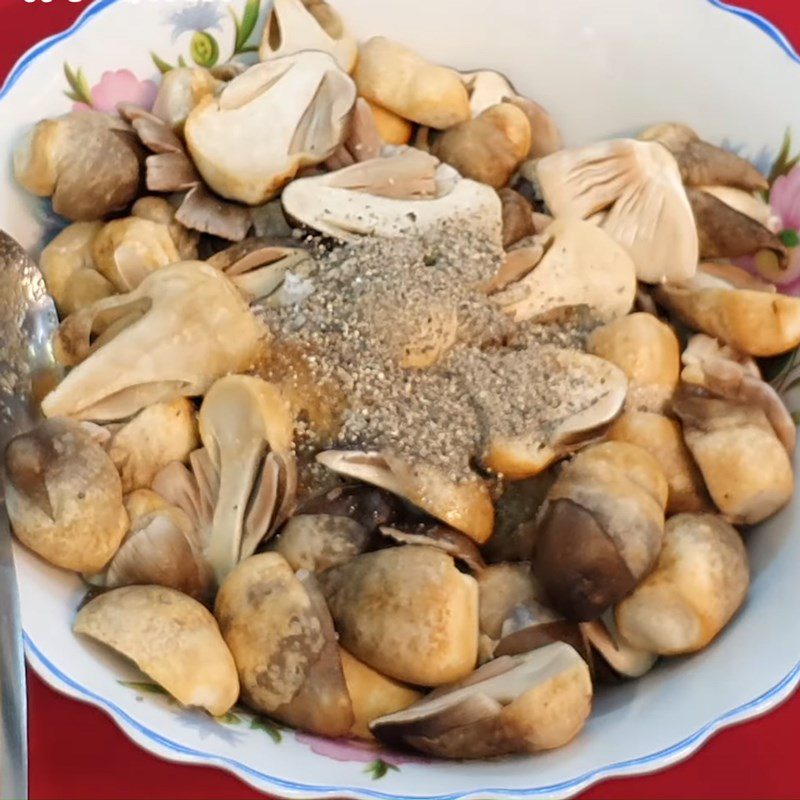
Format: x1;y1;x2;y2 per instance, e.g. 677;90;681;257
169;1;225;42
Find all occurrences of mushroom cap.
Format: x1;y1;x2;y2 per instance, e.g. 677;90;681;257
272;514;372;572
14;111;143;221
281;150;503;245
214;553;354;736
536;139;698;284
315;450;495;544
431;103;532;189
490;218;637;323
260;0;358;73
318;545;479;686
673;393;794;525
106;398;199;493
507;97;562;158
607;411;710;514
5;418;128;573
534;441;668;621
340;649;422;740
615;513;750;654
653;263;800;357
354;37;470;129
42;261;264;421
185;52;356;204
586;312;681;413
365;101;414;145
74;585;239;716
371;643;592;758
151;67;219;132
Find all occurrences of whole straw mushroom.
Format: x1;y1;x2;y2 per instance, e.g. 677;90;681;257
14;110;143;221
215;553;354;737
653;262;800;357
371;643;592;759
260;0;358;72
587;313;681;413
616;513;749;654
151;66;219;132
318;545;479;686
4;418;128;573
75;586;239;716
365;101;414;145
535;139;698;283
185;52;356;204
353;37;470;129
533;441;668;622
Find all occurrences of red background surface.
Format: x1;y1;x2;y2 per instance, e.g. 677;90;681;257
2;1;800;798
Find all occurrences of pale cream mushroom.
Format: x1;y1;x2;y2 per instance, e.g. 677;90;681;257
39;222;114;316
673;392;793;525
462;69;516;117
281;150;503;245
616;513;749;654
185;52;356;204
260;0;357;73
123;488;171;522
533;441;668;621
316;450;495;544
340;649;423;740
371;643;592;758
587;313;681;413
74;586;239;716
131;197;200;261
607;411;710;514
42;261;264;421
14;111;143;221
489;218;636;323
365;100;414;145
215;553;354;737
151;67;220;132
4;418;128;573
354;37;470;129
319;545;479;686
536;139;698;283
653;262;800;357
431;103;532;188
104;398;199;493
581;612;657;680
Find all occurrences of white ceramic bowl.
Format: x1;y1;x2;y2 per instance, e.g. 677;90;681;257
2;1;800;798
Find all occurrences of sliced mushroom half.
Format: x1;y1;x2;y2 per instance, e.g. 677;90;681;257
535;139;698;283
581;612;657;680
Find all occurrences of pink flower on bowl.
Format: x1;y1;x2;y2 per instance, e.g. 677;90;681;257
73;69;158;113
294;732;428;767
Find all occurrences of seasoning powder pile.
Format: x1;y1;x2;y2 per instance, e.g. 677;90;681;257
256;219;600;487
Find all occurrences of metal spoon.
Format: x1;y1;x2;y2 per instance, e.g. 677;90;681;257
0;229;61;800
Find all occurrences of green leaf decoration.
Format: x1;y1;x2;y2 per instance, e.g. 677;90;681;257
768;128;800;188
780;229;800;248
249;716;283;743
363;759;399;780
63;63;93;106
151;51;175;74
217;712;242;725
178;55;189;68
118;681;169;696
191;31;220;67
235;0;261;53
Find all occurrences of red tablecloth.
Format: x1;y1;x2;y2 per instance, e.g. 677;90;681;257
3;1;800;797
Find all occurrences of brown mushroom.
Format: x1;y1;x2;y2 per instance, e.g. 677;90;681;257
498;188;536;247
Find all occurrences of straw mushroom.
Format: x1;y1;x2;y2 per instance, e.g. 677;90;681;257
260;0;358;73
74;586;239;716
39;222;115;316
616;513;749;654
318;545;479;686
535;139;698;283
13;111;143;221
272;515;372;573
653;262;800;357
371;643;592;758
365;101;414;145
215;553;354;736
325;98;383;170
123;488;170;522
42;262;263;421
607;411;710;514
103;398;199;493
498;188;536;247
673;392;793;525
316;451;495;544
151;67;219;132
131;197;199;261
354;37;470;129
431;103;532;188
340;649;423;740
581;612;657;680
533;441;668;621
185;52;356;204
282;149;503;244
378;525;486;573
489;218;637;322
587;313;681;413
4;418;128;573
